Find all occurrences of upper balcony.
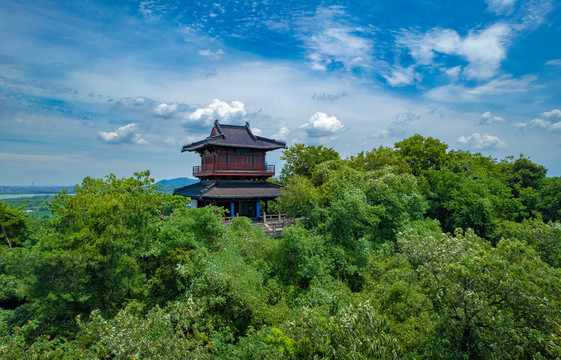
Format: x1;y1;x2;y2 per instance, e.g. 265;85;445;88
193;163;275;178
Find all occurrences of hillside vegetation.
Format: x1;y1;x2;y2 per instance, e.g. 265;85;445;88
1;135;560;359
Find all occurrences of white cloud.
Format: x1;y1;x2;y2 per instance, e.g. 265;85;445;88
485;0;517;15
444;66;461;78
153;103;178;117
458;133;507;149
459;24;511;79
530;118;561;132
397;28;459;66
272;126;289;140
552;123;561;132
383;65;419;87
184;99;246;126
251;127;262;136
98;123;148;145
301;7;373;72
300;112;344;138
479;111;505;125
527;110;561;132
530;118;551;129
198;49;225;60
546;59;561;66
397;23;512;80
541;109;561;118
139;1;173;17
427;74;537;102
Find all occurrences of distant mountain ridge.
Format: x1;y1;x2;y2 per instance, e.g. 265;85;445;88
154;177;198;193
0;185;75;195
0;178;198;195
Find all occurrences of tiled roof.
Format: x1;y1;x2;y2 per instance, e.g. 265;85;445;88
174;180;283;200
182;121;286;152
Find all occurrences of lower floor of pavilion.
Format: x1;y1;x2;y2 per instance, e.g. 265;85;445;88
173;180;283;218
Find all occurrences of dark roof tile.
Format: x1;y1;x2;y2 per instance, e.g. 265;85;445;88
174;180;283;199
182;121;286;152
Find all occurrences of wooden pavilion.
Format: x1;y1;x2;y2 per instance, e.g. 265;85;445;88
174;120;286;218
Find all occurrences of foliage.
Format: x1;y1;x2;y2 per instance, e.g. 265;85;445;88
394;134;448;175
0;201;31;248
535;176;561;222
1;134;561;359
279;143;340;183
347;146;412;174
2;196;51;219
4;171;190;335
398;226;561;359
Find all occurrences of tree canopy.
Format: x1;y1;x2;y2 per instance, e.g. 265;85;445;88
1;137;560;359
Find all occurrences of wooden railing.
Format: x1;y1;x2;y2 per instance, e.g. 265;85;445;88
193;163;275;176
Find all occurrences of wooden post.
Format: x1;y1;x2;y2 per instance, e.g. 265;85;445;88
263;211;267;225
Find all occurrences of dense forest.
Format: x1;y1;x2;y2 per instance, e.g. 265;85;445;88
1;134;560;359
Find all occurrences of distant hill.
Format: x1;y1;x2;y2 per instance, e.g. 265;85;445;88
154;177;198;194
0;185;75;195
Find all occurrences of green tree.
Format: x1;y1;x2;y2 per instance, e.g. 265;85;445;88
280;143;340;182
399;226;561;359
347;146;412;174
394;134;448;175
0;202;31;248
7;171;189;334
503;154;547;190
536;177;561;221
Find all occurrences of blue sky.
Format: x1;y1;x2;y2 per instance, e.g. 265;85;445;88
1;0;560;185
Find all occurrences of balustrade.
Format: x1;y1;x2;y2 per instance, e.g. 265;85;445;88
193;163;274;176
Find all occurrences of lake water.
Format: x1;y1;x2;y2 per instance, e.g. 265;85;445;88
0;194;54;200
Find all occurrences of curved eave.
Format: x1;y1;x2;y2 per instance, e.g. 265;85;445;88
182;142;286;152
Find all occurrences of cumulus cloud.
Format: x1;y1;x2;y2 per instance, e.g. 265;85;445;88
397;23;512;80
272;126;289;140
98;123;148;145
251;127;262;136
541;109;561;118
198;49;225;60
184;99;246;127
485;0;517;15
301;7;374;72
479;111;505;125
526;109;561;132
458;133;507;149
300;112;344;138
530;118;551;129
153;103;178;117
